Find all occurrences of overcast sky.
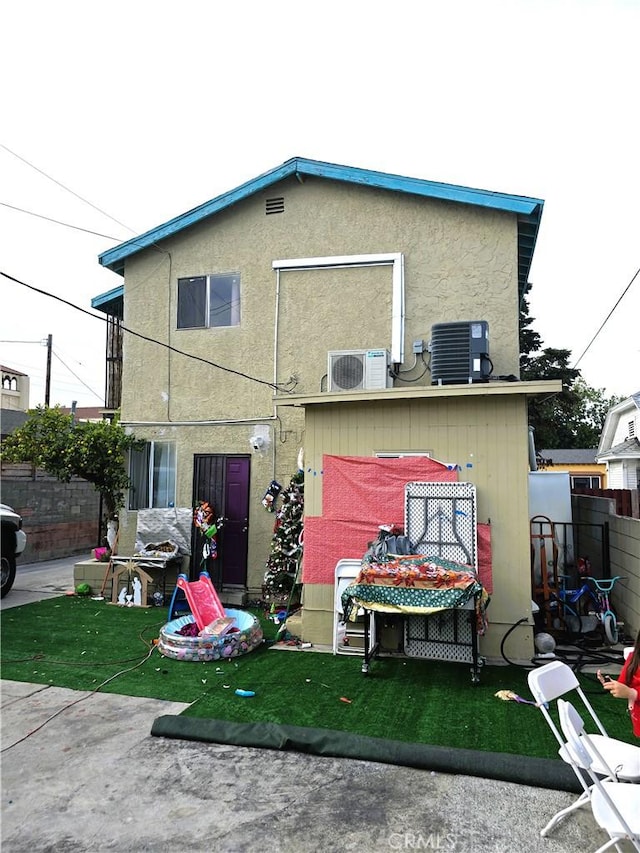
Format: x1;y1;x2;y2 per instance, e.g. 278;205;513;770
1;0;638;410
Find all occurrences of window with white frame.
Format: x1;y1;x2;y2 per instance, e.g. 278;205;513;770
128;441;176;510
570;475;602;490
177;273;241;329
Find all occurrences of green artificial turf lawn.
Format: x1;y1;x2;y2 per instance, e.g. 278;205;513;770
0;596;633;759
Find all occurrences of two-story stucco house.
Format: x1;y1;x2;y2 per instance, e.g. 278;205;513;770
93;157;560;661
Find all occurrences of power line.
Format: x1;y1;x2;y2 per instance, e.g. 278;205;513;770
1;270;288;392
573;266;640;369
1;143;137;235
51;349;103;402
1;144;171;263
0;200;124;241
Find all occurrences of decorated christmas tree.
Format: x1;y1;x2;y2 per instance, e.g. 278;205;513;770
262;469;304;603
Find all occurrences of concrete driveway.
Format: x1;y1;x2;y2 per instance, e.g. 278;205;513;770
1;557;610;852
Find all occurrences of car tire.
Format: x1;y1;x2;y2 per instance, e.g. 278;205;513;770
1;551;17;598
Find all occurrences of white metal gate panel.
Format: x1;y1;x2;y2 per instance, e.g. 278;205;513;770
404;601;475;663
404;481;478;663
404;481;477;569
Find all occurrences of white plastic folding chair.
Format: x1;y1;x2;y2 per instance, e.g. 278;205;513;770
527;660;640;836
558;699;640;853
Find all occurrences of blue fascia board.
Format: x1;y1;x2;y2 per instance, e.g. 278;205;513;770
296;158;542;216
98;160;298;275
91;284;124;310
98;157;544;277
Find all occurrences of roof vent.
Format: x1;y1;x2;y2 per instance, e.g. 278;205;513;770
265;197;285;215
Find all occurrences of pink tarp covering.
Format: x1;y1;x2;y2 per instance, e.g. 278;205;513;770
322;455;456;522
303;517;374;584
302;455;493;590
303;455;455;585
477;522;493;593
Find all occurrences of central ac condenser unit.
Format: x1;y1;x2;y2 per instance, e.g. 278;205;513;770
430;321;491;385
328;349;392;392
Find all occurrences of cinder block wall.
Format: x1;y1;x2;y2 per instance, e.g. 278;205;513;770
2;467;101;562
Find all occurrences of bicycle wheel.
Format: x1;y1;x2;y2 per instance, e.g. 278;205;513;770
602;610;618;645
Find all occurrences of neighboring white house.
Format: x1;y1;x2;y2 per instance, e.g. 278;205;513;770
1;365;29;412
596;392;640;489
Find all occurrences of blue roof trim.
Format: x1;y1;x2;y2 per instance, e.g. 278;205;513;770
296;158;542;215
98;160;299;276
91;283;125;309
95;157;544;310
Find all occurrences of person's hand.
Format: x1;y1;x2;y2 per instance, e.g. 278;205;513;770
603;679;635;701
597;669;612;686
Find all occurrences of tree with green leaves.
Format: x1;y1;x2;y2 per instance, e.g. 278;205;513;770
520;291;624;448
0;406;142;522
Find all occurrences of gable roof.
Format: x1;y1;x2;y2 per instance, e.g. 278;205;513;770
93;157;543;313
0;408;29;437
596;436;640;462
538;448;599;464
597;391;640;454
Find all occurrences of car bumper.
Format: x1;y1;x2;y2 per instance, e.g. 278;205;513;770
15;529;27;556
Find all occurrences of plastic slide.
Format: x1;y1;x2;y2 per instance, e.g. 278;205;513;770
175;572;226;631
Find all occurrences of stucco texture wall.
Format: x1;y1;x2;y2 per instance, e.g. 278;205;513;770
115;173;525;611
115;418;304;594
119;176;520;425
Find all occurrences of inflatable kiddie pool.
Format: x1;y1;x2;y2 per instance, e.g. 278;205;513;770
158;608;263;662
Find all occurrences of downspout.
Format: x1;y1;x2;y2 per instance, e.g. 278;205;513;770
528;426;538;471
391;252;405;366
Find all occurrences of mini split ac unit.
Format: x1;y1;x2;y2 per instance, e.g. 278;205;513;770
328;349;392;392
430;321;491;385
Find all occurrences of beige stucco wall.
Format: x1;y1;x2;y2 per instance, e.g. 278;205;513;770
288;389;544;662
116;174;526;606
120;175;520;423
113;418;304;595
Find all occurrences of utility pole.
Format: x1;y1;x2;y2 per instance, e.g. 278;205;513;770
44;334;52;406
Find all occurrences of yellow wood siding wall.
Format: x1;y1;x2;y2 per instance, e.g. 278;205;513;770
301;394;536;660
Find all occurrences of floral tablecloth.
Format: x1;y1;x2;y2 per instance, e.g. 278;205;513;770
341;554;490;634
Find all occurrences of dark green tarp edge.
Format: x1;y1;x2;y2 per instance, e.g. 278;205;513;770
150;715;580;793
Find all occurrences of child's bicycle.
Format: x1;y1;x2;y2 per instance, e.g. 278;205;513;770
552;575;624;645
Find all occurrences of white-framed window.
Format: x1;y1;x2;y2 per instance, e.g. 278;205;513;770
570;475;602;490
177;273;241;329
128;441;176;510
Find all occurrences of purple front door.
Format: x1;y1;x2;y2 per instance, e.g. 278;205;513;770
221;457;250;586
192;455;250;587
